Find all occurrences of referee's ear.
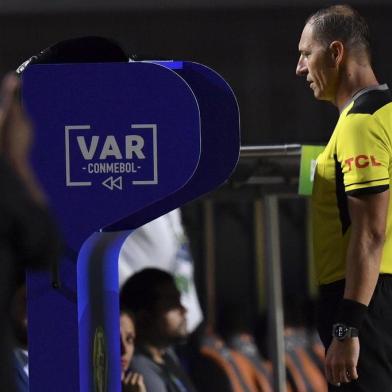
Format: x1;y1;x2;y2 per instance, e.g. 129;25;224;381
329;40;344;68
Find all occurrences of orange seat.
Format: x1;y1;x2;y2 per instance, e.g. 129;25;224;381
286;353;308;392
294;347;327;392
200;346;253;392
230;351;273;392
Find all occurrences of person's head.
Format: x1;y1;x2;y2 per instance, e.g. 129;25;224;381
16;36;128;74
296;5;371;103
120;309;136;376
120;268;187;348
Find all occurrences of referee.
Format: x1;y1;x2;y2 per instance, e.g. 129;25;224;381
296;5;392;391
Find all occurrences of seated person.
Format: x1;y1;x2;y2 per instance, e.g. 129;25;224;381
10;281;28;392
120;309;146;392
120;268;197;392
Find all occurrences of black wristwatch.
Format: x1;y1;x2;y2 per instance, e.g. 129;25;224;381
332;323;359;341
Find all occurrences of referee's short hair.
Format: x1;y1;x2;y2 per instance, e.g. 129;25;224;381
306;5;371;58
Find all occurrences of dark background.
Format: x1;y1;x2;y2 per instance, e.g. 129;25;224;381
1;1;390;330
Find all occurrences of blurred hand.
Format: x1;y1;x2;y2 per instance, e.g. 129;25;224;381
325;337;360;386
122;371;146;392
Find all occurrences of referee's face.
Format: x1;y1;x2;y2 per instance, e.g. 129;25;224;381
296;23;339;103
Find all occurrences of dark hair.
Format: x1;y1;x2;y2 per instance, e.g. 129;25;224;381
120;307;136;324
120;268;175;314
17;36;128;73
307;5;370;57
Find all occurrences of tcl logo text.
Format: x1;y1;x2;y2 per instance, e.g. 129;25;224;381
344;155;381;171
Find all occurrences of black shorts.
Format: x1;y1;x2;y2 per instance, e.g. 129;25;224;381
316;274;392;392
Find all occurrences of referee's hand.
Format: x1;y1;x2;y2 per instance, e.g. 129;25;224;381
325;337;359;386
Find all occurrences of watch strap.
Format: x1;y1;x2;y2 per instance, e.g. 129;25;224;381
332;323;359;341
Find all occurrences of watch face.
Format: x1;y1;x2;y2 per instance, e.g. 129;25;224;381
335;324;348;339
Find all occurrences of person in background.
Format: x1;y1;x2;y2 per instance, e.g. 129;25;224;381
0;72;60;391
10;280;28;392
119;209;203;334
297;5;392;391
121;268;197;392
120;309;146;392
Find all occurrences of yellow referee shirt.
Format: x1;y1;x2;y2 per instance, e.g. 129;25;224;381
312;84;392;285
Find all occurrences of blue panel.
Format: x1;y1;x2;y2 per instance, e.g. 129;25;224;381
78;231;131;392
22;62;201;249
106;61;240;230
150;60;183;69
23;62;201;392
27;257;79;392
23;61;240;392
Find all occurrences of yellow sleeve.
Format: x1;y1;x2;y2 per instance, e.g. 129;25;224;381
336;114;390;195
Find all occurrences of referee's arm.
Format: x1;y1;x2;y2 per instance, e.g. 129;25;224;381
325;190;389;386
345;190;389;304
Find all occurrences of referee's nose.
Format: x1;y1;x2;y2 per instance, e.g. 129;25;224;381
296;55;308;77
